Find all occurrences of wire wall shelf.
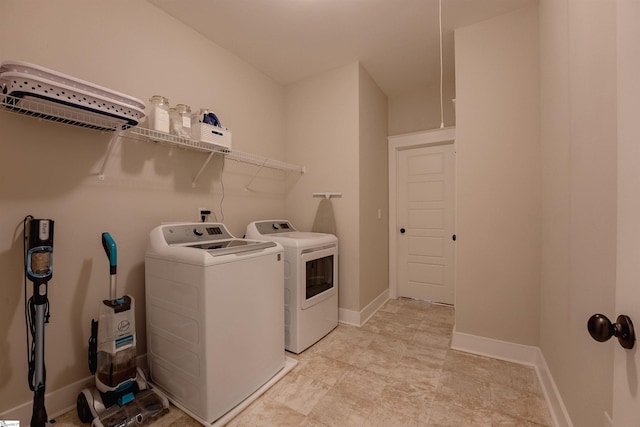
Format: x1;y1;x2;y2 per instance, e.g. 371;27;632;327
0;93;131;132
125;126;227;153
1;93;305;185
125;126;305;173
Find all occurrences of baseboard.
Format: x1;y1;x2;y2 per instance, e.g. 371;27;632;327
532;346;574;427
0;354;148;425
451;330;573;427
0;375;93;425
338;289;389;327
338;307;360;326
451;330;540;365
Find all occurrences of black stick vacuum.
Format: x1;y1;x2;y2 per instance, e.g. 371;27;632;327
24;216;54;427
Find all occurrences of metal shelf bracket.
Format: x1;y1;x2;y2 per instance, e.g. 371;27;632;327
98;130;124;180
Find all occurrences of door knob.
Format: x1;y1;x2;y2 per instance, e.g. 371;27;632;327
587;313;635;349
400;228;406;234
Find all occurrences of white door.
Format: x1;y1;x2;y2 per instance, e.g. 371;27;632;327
396;143;455;304
612;2;640;424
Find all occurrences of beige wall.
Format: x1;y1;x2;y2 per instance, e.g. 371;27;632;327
539;0;617;425
0;0;288;412
358;65;389;308
454;5;541;345
455;2;618;424
388;79;456;136
538;0;572;408
284;63;361;312
284;62;389;314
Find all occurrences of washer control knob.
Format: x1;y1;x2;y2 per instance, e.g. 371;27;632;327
272;223;280;230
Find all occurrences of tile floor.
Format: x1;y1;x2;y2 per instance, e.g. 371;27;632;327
53;298;552;426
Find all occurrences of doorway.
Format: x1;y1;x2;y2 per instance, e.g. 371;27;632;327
388;127;456;304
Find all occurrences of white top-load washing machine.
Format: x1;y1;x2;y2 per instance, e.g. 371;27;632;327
145;222;286;424
245;220;338;353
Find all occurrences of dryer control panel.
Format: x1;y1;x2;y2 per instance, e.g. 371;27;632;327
253;221;297;235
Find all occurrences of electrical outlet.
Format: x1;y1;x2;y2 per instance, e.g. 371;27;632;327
198;208;211;222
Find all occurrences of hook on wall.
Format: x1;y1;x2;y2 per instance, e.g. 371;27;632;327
312;192;342;199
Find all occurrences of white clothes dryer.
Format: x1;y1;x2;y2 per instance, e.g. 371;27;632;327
145;222;291;424
245;220;338;353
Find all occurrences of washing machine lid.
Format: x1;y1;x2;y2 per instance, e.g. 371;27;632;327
185;239;276;257
150;222;277;257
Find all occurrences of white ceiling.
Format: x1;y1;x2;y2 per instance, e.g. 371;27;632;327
148;0;535;97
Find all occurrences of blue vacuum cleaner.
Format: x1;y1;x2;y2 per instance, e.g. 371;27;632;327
76;232;169;427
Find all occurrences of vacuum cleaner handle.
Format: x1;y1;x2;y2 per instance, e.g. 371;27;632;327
101;232;117;274
101;232;118;300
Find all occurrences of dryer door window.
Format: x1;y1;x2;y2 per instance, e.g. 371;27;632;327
300;245;338;310
306;254;334;300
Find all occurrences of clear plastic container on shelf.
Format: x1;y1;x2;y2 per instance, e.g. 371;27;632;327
175;104;192;138
169;107;178;135
148;95;170;133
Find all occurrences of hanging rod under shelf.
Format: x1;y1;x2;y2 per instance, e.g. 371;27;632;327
121;127;304;186
225;149;305;174
124;127;305;174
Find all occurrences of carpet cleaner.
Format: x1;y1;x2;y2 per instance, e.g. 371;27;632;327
76;232;169;427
